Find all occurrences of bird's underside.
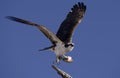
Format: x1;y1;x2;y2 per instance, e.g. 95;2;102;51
6;2;86;64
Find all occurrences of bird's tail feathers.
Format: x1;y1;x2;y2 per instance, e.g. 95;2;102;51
39;45;55;51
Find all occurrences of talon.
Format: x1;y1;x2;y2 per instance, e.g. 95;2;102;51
52;60;60;65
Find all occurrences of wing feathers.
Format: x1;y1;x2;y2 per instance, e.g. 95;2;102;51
56;2;86;43
6;2;86;45
6;16;63;44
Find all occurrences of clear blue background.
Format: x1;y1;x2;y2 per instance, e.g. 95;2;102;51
1;0;120;78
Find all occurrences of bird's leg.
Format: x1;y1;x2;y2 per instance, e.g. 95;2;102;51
62;55;67;60
53;56;62;65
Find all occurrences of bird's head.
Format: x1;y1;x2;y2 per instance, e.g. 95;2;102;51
62;56;73;63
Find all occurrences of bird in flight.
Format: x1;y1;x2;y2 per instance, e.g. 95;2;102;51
6;2;86;64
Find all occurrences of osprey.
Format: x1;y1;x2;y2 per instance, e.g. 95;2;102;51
6;2;86;63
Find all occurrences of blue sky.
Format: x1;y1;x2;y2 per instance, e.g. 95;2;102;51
1;0;120;78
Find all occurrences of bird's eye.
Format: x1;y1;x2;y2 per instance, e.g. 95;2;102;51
65;43;74;47
65;44;69;47
70;44;74;47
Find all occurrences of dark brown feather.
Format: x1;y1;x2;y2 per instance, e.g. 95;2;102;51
6;16;63;45
56;2;86;43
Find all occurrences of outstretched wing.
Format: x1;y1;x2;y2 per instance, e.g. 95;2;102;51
6;16;63;44
56;2;86;43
